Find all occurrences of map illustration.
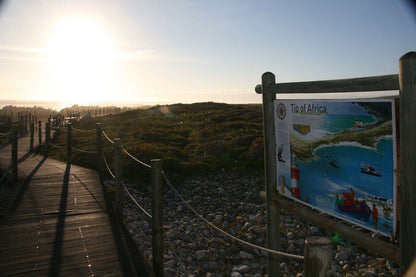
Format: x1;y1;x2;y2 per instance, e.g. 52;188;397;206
275;100;396;235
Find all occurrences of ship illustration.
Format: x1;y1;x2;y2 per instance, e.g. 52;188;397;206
361;165;382;177
335;188;371;221
326;156;339;168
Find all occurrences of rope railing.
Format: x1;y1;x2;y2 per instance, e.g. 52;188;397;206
0;120;9;126
102;129;114;145
0;131;11;137
72;127;96;133
50;126;66;131
162;171;305;260
48;141;67;149
72;147;97;154
121;146;151;168
123;184;152;219
102;153;115;178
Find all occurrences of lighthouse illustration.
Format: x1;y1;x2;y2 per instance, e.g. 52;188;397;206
291;153;301;199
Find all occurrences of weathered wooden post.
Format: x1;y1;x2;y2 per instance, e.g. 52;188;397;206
19;115;24;137
29;122;34;152
24;114;28;133
151;159;164;277
45;122;50;156
304;237;332;276
38;121;42;146
257;72;280;276
96;123;103;175
11;123;18;183
399;51;416;274
114;138;123;219
67;123;72;163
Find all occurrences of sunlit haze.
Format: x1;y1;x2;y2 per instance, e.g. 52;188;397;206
0;1;415;108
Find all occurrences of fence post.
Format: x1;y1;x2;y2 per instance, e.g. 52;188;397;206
151;159;164;277
67;123;72;163
259;72;280;276
304;237;332;276
96;123;103;174
114;138;123;219
45;122;50;156
38;121;42;146
399;51;416;274
11;123;18;183
29;122;34;152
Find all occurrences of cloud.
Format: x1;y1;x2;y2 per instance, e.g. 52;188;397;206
0;45;46;62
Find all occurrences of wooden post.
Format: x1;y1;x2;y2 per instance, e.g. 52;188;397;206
259;72;280;276
96;123;103;174
151;159;164;277
304;237;332;277
24;114;28;133
38;121;42;146
114;138;123;219
45;122;50;156
67;123;72;163
399;51;416;274
11;123;18;183
29;122;34;152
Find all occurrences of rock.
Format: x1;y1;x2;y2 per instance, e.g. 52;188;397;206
335;250;350;261
195;250;207;260
230;272;242;277
232;265;250;273
239;251;253;259
287;231;295;240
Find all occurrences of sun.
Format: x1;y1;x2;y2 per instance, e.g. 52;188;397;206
47;17;117;105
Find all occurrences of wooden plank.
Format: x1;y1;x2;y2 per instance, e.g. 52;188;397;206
0;144;144;276
272;74;399;93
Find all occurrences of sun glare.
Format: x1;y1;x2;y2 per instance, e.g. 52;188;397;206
47;17;117;105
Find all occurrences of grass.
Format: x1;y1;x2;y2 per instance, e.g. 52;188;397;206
47;102;265;182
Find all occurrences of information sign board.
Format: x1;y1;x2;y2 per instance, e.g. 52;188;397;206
275;99;396;235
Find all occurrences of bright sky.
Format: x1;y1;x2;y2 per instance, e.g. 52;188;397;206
0;0;415;108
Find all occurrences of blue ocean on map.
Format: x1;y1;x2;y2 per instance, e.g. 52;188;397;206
281;101;396;235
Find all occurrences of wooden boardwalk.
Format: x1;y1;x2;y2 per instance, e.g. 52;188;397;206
0;132;149;276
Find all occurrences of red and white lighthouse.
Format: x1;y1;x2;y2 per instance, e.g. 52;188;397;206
291;153;301;199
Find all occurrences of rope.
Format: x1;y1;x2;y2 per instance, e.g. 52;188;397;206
0;120;10;126
123;184;152;219
48;142;67;149
102;130;114;145
72;127;96;133
72;147;97;154
0;131;11;137
121;146;151;168
102;153;115;178
162;171;304;260
50;126;66;130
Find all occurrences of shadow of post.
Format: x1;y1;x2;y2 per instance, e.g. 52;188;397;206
49;163;70;276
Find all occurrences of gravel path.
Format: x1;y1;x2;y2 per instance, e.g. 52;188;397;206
107;172;399;276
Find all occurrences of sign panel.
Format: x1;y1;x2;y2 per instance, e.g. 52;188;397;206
275;100;396;235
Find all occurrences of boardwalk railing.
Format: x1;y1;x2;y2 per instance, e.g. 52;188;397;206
9;120;331;276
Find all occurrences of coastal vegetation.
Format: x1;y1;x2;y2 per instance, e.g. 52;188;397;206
48;102;265;181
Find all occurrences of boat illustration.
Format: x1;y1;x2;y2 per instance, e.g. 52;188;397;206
326;156;339;168
361;165;382;177
335;188;371;221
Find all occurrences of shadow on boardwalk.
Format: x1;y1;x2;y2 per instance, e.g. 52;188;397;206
0;134;150;276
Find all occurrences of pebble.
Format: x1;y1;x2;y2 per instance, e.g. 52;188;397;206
120;172;399;276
